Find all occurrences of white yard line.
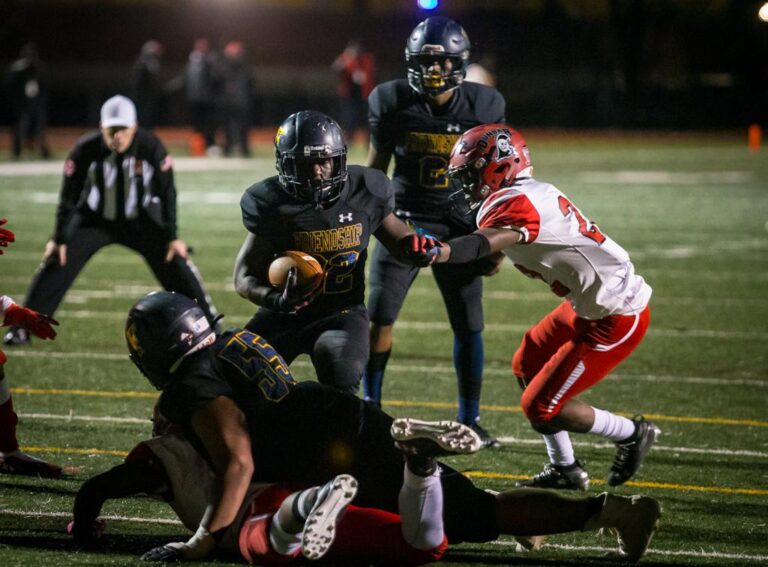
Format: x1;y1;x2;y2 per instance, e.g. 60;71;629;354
492;540;768;562
0;508;765;562
2;310;758;340
10;350;767;386
15;412;768;459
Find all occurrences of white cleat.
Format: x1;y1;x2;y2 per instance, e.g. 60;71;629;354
301;474;358;561
390;418;483;455
591;493;662;562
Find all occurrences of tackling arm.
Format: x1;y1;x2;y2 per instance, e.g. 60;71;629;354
435;227;522;264
71;459;167;545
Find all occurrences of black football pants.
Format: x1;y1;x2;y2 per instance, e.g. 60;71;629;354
21;221;218;325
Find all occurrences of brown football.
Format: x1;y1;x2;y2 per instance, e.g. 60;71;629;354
268;250;324;289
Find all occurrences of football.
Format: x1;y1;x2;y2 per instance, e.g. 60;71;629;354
268;250;324;290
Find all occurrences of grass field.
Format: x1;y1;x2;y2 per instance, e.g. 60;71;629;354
1;135;767;566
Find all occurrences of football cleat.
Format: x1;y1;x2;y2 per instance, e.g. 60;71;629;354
587;492;661;562
0;449;62;478
301;474;358;560
391;418;482;477
3;327;30;346
515;460;590;491
607;416;660;487
464;419;502;449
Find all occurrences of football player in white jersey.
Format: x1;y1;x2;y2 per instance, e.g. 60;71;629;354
422;124;659;490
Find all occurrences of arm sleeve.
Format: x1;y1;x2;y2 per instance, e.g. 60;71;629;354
477;194;540;243
151;136;178;241
53;144;89;244
445;233;492;263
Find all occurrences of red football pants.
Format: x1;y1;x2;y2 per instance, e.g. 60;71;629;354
513;301;650;422
238;485;447;566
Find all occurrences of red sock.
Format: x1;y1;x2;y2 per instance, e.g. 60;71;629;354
0;397;20;453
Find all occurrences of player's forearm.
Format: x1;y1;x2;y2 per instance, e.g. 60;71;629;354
206;458;254;534
234;274;272;306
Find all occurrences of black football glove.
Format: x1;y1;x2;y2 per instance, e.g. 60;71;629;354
140;543;185;562
264;267;322;313
399;234;443;267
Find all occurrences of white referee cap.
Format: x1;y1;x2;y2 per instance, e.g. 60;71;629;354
100;95;137;128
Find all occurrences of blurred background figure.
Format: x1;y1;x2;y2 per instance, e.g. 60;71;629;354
6;42;51;160
168;38;220;155
219;41;254;157
131;40;165;130
331;39;375;141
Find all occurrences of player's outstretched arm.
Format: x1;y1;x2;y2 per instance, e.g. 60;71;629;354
70;460;166;546
436;227;522;264
375;213;441;267
1;296;59;340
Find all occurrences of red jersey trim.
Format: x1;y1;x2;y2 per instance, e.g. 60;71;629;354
478;191;540;243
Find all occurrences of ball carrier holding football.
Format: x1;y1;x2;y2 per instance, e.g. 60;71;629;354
424;124;658;489
234;110;440;394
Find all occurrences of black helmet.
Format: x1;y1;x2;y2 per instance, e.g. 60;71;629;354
125;291;216;389
274;110;348;209
405;16;470;97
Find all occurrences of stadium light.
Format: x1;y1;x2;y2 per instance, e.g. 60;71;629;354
418;0;439;10
760;2;768;22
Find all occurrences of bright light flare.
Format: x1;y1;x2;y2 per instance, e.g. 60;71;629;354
418;0;439;10
759;2;768;22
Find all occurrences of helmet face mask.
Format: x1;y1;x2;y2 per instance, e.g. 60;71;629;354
448;125;533;210
405;17;470;97
125;291;216;390
275;111;348;209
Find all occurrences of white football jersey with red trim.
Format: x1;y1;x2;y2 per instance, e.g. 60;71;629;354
476;177;651;319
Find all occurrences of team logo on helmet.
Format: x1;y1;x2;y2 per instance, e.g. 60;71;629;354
125;321;142;355
275;126;286;145
494;134;513;161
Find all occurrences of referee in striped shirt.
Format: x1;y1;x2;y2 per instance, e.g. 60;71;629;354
4;95;219;346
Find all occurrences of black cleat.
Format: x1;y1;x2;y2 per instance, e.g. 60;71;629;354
607;416;660;486
516;460;590;491
465;419;502;449
3;328;29;346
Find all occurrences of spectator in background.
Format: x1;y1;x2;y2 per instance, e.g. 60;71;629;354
131;40;165;130
331;39;375;140
6;42;51;160
219;41;254;157
168;38;220;155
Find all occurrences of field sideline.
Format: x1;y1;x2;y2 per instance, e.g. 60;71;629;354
1;135;766;566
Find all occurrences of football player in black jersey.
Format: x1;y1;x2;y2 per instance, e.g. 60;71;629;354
364;16;507;447
121;290;662;563
234;110;436;394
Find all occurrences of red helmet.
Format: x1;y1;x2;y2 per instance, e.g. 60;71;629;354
447;124;532;209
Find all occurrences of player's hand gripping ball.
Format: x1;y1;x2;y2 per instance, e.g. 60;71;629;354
267;250;324;312
268;250;324;291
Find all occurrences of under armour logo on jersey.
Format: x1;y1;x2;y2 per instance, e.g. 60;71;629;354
339;212;353;223
447;124;461;133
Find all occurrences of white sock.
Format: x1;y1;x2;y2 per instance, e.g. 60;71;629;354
588;407;635;441
543;431;576;466
268;513;302;556
399;464;444;550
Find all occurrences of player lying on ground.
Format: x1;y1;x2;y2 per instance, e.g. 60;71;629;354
0;218;61;477
123;290;661;563
414;124;659;490
69;417;483;564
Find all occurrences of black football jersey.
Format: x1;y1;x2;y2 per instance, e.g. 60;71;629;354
369;79;506;219
240;165;394;313
159;329;381;484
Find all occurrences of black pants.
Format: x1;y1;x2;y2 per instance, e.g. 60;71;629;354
245;305;369;394
22;221;218;324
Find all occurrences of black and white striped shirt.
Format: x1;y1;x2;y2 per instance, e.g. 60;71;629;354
54;128;178;243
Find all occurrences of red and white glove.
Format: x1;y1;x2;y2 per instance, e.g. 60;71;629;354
0;219;15;254
3;304;59;340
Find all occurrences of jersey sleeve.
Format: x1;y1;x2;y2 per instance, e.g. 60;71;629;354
240;184;267;236
478;193;540;243
147;132;178;241
159;371;234;427
54;137;90;244
362;167;395;228
368;83;396;153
